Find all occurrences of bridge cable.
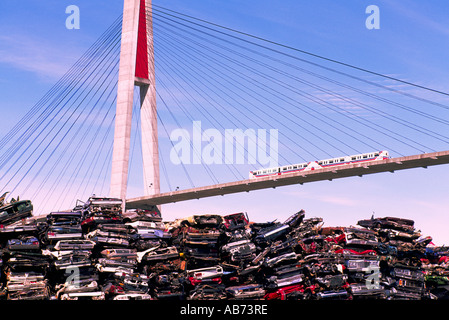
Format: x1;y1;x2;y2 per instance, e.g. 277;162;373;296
152;9;446;155
152;5;449;100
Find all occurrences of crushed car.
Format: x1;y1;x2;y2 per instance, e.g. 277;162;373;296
0;196;445;301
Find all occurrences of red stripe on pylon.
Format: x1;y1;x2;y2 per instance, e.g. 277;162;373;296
135;0;149;79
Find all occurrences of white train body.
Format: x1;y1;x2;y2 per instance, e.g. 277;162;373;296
249;151;390;179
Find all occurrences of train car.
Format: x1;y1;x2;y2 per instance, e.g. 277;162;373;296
249;151;389;179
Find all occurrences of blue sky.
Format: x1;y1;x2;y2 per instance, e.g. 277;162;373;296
1;1;449;244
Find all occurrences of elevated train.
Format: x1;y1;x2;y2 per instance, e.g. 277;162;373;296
249;151;390;179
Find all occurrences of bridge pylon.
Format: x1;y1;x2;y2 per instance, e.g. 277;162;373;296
110;0;160;209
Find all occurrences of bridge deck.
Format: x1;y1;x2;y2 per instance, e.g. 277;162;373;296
126;150;449;209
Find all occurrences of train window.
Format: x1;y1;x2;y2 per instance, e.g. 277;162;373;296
363;155;367;159
282;167;287;170
375;153;379;157
340;158;344;162
352;157;356;160
293;166;297;169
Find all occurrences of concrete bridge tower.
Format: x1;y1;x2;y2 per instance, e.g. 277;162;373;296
110;0;160;207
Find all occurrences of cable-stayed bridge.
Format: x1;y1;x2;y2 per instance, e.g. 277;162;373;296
127;150;449;209
1;0;449;214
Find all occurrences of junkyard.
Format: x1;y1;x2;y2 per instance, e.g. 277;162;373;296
0;195;447;301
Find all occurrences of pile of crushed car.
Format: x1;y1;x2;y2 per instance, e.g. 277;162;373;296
0;195;448;300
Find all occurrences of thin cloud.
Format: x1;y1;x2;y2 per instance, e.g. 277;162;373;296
0;34;80;80
388;2;449;37
282;189;359;207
